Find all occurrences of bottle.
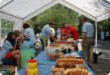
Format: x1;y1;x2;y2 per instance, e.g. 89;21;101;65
27;57;38;75
14;66;19;75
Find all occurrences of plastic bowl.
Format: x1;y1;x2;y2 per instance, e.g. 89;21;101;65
45;47;59;60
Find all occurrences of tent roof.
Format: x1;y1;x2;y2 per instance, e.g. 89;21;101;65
0;0;110;22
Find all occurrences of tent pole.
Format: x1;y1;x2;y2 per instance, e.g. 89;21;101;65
0;17;1;47
95;18;98;53
21;20;24;36
0;0;14;9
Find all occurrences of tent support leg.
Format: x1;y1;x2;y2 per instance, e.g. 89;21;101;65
0;18;1;47
21;20;24;36
95;18;98;53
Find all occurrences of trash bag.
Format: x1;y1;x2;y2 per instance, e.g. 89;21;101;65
34;41;42;54
20;40;34;49
21;48;35;68
35;41;42;49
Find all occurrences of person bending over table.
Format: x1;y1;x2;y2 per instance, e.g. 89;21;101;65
40;22;59;50
60;23;68;39
1;32;21;69
64;24;79;51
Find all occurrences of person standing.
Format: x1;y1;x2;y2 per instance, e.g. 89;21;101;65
106;31;109;41
101;30;104;41
40;22;58;50
56;28;61;40
82;17;94;67
23;23;36;45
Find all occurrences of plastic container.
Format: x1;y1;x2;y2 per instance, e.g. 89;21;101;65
45;47;57;54
21;48;35;68
26;57;38;75
28;57;37;69
45;47;59;60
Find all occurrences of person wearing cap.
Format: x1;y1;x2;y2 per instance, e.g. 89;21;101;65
40;22;58;50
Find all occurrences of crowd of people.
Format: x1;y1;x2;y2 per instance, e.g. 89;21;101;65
40;22;79;50
101;30;110;41
39;17;96;68
1;17;95;69
1;23;36;69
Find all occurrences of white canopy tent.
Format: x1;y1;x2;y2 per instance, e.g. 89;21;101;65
0;0;110;49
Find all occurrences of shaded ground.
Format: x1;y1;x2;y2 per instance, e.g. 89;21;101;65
92;40;110;75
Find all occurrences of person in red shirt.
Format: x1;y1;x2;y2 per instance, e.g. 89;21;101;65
65;24;79;50
60;23;68;40
69;26;79;40
60;23;68;35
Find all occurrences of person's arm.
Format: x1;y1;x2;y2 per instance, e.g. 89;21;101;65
49;33;57;42
11;39;18;50
82;32;86;43
5;41;15;51
47;27;57;42
19;37;24;46
24;35;28;39
24;29;28;39
82;24;87;44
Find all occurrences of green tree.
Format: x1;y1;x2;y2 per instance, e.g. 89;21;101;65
28;4;79;33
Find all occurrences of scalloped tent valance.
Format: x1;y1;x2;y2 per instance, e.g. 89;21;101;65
0;0;110;22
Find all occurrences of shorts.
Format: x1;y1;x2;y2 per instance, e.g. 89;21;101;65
4;52;14;59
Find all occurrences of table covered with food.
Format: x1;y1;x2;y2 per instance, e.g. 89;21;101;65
19;43;95;75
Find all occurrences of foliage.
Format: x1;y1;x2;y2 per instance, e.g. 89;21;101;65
28;4;79;33
97;19;110;39
1;19;14;38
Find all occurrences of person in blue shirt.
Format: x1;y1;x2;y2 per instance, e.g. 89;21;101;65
23;23;36;45
40;22;58;50
1;32;21;69
101;30;104;41
82;17;94;67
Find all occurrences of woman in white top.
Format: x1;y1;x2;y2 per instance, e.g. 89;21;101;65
56;28;61;40
49;27;55;43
